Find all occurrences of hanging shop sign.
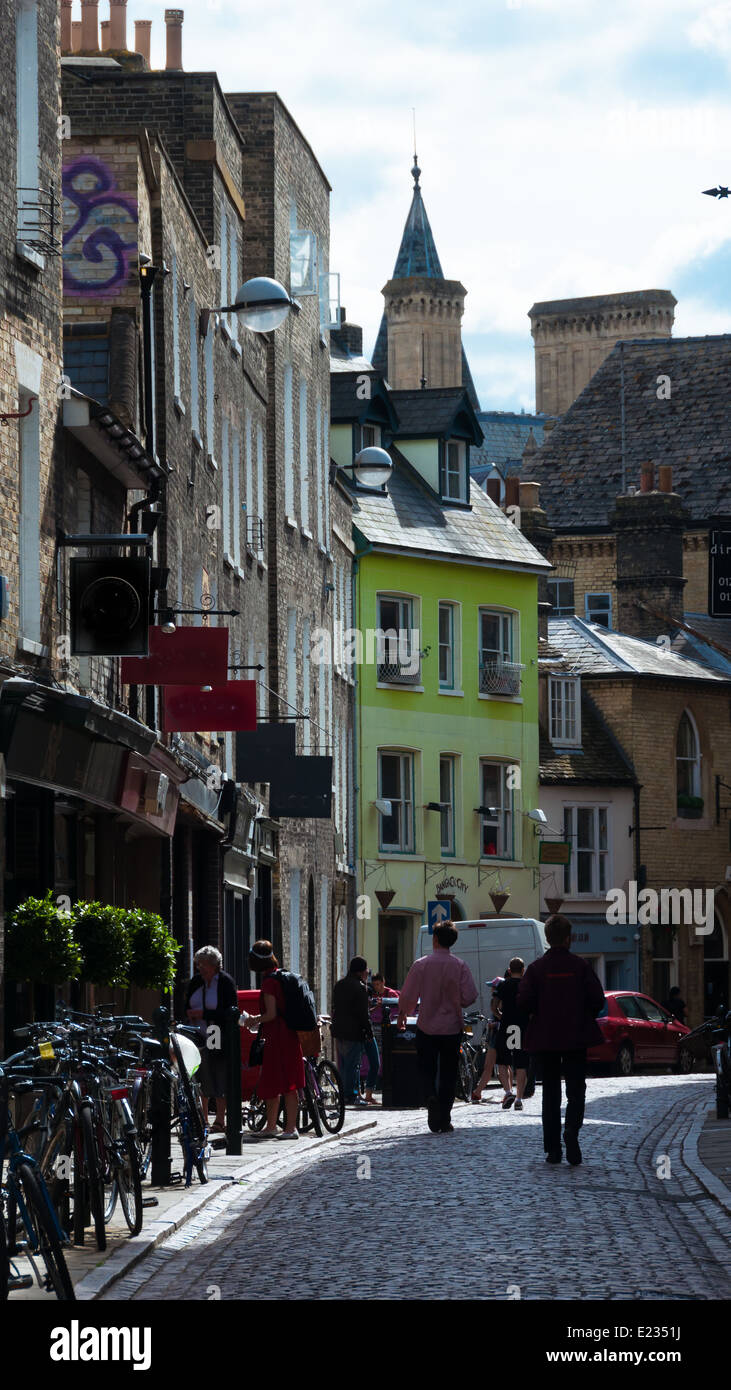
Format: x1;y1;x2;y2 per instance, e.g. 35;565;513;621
235;723;297;782
121;626;229;686
161;682;257;733
539;841;571;865
708;528;731;618
268;756;333;818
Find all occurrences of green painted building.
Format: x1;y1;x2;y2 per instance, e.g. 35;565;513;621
329;365;551;982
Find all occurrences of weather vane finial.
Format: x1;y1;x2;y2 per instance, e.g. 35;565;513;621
411;108;420;187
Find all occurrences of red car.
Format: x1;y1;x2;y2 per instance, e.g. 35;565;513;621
588;991;690;1075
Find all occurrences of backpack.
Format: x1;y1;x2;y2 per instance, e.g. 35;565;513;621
275;969;318;1031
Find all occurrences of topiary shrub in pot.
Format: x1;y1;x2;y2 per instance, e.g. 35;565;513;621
71;900;130;989
124;907;180;996
6;892;82;1018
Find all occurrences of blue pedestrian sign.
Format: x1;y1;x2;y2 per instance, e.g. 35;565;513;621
427;900;452;933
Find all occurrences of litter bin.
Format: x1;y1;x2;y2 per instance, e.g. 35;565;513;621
381;1010;422;1109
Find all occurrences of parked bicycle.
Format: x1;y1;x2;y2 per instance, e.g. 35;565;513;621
0;1065;74;1300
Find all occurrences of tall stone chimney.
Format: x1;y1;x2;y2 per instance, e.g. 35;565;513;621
61;0;72;52
100;20;110;50
165;9;184;69
72;19;82;50
383;276;466;390
80;0;99;51
611;466;688;639
134;19;152;65
109;0;128;50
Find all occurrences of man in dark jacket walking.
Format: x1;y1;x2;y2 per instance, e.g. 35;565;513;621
517;914;605;1166
332;956;372;1106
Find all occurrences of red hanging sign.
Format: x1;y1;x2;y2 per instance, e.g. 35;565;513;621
161;682;257;733
121;627;229;686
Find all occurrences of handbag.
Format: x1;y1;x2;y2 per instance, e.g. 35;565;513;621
297;1025;321;1058
248;1028;265;1067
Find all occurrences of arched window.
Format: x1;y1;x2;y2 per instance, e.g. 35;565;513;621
676;711;702;814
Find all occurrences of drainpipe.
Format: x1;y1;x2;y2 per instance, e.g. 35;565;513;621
352;535;373;959
139;264;158;459
633;781;642;991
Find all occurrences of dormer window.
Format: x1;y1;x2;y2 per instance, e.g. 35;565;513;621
359;423;381;451
549;676;581;745
442;440;467;501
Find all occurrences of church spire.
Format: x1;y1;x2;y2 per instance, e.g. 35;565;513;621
389;154;444;280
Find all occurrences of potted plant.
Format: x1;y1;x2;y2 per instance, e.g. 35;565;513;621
6;892;82;1019
123;907;180;996
72;901;130;989
677;794;704;820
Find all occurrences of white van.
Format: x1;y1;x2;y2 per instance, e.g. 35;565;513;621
414;918;548;1031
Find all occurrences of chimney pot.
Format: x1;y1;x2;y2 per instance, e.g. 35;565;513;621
134;19;152;64
485;478;501;506
72;19;82;50
165;8;184;69
109;0;128;50
100;19;110;50
519;480;540;511
61;0;72;52
640;463;654;494
80;0;99;51
504;476;521;510
658;464;673;493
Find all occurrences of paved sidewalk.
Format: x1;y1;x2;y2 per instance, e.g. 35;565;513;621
10;1113;377;1300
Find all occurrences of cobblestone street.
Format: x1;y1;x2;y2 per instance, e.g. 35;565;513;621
105;1075;729;1302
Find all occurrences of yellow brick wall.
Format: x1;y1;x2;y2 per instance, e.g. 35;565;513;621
550;529;710;623
588;678;731;1025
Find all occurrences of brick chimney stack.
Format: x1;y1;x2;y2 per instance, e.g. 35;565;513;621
81;0;99;51
518;480;554;641
61;0;72;51
134;19;152;65
100;19;110;49
165;9;184;69
329;309;363;358
109;0;128;50
611;468;689;639
72;19;82;50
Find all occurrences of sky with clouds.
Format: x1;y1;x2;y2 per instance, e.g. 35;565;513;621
120;0;731;411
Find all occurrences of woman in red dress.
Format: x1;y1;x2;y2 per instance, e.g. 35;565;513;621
246;940;305;1139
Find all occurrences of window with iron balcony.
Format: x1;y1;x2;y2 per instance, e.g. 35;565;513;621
478;609;522;697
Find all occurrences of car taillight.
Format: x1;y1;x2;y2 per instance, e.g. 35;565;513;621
110;1086;128;1101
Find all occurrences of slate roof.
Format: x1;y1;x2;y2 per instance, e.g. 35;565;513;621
540;692;637;785
329;370;399;428
388;387;483;443
522;335;731;528
469;411;557;479
350;452;551;571
546;616;731;683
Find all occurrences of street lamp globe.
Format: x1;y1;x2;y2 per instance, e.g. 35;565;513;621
233;277;295;332
353;446;393;489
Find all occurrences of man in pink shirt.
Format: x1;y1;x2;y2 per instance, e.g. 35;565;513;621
397;922;478;1133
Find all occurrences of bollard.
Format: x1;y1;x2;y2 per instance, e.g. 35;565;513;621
150;1005;172;1185
224;1005;242;1156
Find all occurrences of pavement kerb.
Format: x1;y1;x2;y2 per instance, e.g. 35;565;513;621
74;1118;377;1301
682;1094;731;1217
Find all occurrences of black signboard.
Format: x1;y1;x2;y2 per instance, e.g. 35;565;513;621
269;756;333;819
708;528;731;618
235;723;296;782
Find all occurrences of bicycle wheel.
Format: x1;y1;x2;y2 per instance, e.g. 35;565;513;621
0;1204;8;1301
116;1132;143;1235
78;1104;106;1251
457;1048;474;1102
38;1113;74;1236
170;1035;206;1145
303;1072;323;1137
316;1060;345;1134
14;1163;75;1301
130;1073;153;1178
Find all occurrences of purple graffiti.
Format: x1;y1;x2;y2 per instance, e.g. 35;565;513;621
63;156;138;297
